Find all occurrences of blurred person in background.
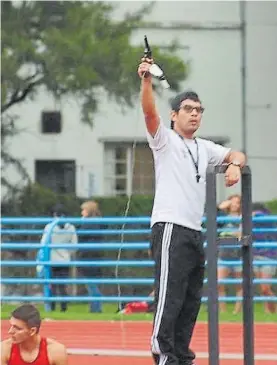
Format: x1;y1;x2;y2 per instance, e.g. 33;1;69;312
217;195;242;314
78;200;103;313
40;204;77;312
252;203;277;314
1;304;68;365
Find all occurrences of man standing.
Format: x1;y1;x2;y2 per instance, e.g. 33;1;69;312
1;304;68;365
137;57;246;365
78;200;103;313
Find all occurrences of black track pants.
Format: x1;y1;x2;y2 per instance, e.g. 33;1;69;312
150;223;205;365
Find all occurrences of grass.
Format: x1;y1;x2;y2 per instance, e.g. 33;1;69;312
1;303;276;322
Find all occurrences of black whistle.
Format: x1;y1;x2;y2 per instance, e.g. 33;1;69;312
144;35;152;59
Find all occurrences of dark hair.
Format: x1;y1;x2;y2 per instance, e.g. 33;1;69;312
11;304;41;332
51;203;66;217
50;203;68;229
252;202;271;214
170;90;201;129
170;90;201;112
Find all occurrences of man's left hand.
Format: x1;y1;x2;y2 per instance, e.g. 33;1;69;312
225;164;241;187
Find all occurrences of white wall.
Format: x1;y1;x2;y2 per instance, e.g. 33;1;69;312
4;1;277;201
246;7;277;201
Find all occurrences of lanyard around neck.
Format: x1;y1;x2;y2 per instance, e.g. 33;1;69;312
177;134;200;183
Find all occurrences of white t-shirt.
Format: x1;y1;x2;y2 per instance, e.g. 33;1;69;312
147;121;231;231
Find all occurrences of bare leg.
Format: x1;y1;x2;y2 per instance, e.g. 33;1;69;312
233;270;242;314
260;272;277;314
218;266;229;312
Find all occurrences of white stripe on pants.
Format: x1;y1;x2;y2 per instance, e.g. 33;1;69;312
151;222;173;358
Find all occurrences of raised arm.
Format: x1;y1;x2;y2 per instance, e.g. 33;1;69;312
137;58;160;137
218;199;232;211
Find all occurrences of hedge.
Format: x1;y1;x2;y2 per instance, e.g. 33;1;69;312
1;183;276;217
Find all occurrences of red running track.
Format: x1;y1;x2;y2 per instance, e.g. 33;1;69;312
1;321;276;365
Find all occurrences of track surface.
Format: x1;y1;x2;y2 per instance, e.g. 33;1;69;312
1;321;276;364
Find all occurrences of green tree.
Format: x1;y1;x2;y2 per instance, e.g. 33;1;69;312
1;1;188;195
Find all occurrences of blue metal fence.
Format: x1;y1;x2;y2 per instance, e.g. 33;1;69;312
1;216;276;311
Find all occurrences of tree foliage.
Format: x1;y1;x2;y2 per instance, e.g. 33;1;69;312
1;1;188;194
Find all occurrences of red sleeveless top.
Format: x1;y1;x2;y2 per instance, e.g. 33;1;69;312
8;338;50;365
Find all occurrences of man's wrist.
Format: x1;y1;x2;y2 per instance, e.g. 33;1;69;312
142;75;152;83
228;160;242;168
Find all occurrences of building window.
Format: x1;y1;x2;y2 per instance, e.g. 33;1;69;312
104;143;154;196
35;160;76;194
41;111;62;134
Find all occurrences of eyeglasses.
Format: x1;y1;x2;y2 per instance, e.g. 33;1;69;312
180;105;205;114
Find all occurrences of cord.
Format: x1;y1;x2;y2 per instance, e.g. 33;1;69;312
114;87;142;347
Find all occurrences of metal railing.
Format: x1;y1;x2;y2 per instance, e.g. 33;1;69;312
1;216;276;308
